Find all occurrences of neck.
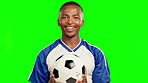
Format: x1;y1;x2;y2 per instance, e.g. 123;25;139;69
61;36;80;50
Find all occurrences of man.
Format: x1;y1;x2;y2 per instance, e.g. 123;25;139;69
28;1;110;83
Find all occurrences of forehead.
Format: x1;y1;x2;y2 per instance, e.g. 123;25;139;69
60;5;82;14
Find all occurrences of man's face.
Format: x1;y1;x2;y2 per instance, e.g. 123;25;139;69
58;5;84;38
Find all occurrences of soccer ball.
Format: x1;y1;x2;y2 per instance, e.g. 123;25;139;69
51;53;85;83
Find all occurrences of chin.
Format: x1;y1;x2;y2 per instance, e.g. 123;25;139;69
65;34;75;38
66;35;75;38
64;33;74;37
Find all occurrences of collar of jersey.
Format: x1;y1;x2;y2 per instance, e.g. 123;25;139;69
59;39;83;52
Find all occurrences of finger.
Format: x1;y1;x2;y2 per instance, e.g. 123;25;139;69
76;80;81;83
50;74;56;83
82;74;87;83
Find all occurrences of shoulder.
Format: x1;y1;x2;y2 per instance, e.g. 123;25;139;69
82;40;103;54
39;39;60;57
82;40;105;64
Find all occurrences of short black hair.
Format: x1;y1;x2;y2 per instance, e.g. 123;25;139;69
60;1;83;12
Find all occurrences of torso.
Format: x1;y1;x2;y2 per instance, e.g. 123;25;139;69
46;39;95;83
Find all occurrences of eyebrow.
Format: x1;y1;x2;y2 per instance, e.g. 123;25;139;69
62;14;68;16
62;13;79;16
73;14;79;17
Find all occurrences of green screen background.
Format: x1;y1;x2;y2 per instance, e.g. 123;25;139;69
0;0;148;83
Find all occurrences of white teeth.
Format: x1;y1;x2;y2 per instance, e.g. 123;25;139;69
66;27;74;29
66;27;74;31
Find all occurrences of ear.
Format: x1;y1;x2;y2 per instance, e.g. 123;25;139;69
81;20;84;27
58;19;61;26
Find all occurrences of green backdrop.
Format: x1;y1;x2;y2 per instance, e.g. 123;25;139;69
0;0;148;83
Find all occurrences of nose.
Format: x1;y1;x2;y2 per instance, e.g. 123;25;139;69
67;17;74;24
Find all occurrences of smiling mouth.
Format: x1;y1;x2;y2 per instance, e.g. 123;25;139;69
65;26;74;32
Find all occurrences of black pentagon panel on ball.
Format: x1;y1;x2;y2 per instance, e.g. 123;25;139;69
65;60;76;69
53;68;59;78
66;77;76;83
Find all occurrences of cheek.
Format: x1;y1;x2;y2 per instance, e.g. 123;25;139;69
75;21;82;26
61;19;68;23
59;19;65;25
74;19;83;25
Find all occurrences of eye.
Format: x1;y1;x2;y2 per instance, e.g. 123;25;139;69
62;16;68;19
74;16;79;20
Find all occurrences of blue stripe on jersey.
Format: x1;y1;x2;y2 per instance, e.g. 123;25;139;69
73;40;83;52
59;39;83;52
59;39;73;52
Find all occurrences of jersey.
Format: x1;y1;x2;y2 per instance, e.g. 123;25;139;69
28;39;110;83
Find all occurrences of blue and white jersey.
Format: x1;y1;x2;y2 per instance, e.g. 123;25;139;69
28;39;110;83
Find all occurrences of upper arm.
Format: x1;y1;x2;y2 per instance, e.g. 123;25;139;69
92;48;111;83
28;51;49;83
